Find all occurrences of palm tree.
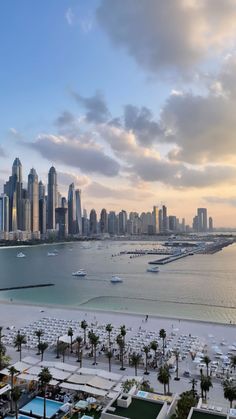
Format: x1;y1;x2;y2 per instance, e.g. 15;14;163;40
223;379;236;408
67;327;74;353
76;336;83;364
57;342;68;362
89;333;100;365
106;324;113;348
158;364;171;395
35;329;44;354
131;352;142;376
200;374;212;400
116;334;125;371
120;325;126;346
230;355;236;372
203;355;211;377
173;349;180;380
81;320;88;345
38;342;48;361
13;331;26;361
11;386;21;419
159;329;166;356
143;345;150;375
150;340;158;368
190;378;198;397
38;367;53;419
8;366;18;412
106;350;113;372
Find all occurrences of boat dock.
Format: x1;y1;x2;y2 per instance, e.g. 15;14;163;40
149;252;192;265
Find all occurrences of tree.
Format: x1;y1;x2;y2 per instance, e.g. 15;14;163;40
223;379;236;408
158;364;170;395
35;329;44;354
143;345;150;375
159;329;166;356
13;331;26;361
150;340;158;368
57;342;68;362
131;352;142;376
81;320;88;345
67;327;74;353
120;325;126;345
106;324;113;348
11;386;21;419
38;342;48;361
89;333;100;365
230;355;236;372
203;355;211;377
122;379;138;393
139;380;154;393
38;367;53;419
8;366;18;412
106;350;113;372
172;390;198;419
190;378;198;397
116;334;125;371
200;374;212;400
76;336;83;364
173;350;180;380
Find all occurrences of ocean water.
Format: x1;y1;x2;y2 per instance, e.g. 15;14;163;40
0;240;236;324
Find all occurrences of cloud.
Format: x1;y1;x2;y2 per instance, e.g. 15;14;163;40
124;105;164;146
55;111;76;127
0;146;6;158
65;8;75;26
57;171;90;188
71;91;110;123
97;0;236;74
204;196;236;207
27;134;120;177
85;181;153;201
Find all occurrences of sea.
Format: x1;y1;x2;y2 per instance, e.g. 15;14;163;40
0;240;236;324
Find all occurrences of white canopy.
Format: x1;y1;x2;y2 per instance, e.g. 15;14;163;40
88;376;114;390
39;361;78;372
0;384;10;395
67;375;92;385
48;368;71;381
22;357;40;365
59;382;106;397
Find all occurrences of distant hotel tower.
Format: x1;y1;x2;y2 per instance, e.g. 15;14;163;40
28;168;39;232
47;166;57;230
4;158;23;231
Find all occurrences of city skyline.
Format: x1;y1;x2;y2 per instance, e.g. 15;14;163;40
1;1;236;226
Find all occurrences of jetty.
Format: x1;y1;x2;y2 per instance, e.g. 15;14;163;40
0;283;55;291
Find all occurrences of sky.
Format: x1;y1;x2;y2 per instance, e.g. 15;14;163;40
1;0;236;226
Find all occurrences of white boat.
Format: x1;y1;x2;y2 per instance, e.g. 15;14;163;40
16;252;26;258
147;266;159;273
72;270;87;277
47;252;58;257
110;275;123;283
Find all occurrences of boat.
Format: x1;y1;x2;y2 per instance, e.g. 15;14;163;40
110;275;123;283
16;252;26;258
72;270;87;277
47;252;58;257
147;266;159;273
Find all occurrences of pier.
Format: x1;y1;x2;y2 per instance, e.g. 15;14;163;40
0;283;55;292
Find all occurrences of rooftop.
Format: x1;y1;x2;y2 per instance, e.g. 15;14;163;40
112;397;162;419
190;411;227;419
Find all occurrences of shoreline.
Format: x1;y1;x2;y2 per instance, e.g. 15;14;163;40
1;299;236;329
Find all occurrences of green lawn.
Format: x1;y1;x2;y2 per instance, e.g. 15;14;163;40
112;398;162;419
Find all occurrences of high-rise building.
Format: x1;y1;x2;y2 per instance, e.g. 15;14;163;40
28;168;39;232
100;208;108;234
118;210;127;235
169;215;177;231
108;211;116;235
55;207;68;239
89;209;97;235
39;181;46;236
0;194;9;232
197;208;208;232
22;198;31;232
47;166;57;230
162;205;168;232
4;158;23;231
152;206;159;234
68;183;76;235
75;189;82;235
209;216;213;232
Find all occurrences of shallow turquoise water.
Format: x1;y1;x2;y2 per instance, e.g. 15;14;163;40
0;240;236;323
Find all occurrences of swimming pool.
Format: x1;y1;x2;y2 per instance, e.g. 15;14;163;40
20;397;63;419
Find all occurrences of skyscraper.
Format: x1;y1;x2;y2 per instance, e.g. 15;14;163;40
68;183;76;235
75;189;82;235
39;181;46;236
118;210;127;235
0;194;9;232
197;208;208;232
47;166;57;230
100;208;108;234
89;209;97;235
4;158;23;231
152;206;159;234
28;168;39;232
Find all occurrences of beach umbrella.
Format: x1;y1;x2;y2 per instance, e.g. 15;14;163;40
86;397;97;404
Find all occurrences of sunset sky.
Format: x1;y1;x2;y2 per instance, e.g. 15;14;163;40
1;0;236;226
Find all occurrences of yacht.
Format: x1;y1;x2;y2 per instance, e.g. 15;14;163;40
147;266;159;273
47;252;58;257
110;275;123;283
72;270;87;277
16;252;26;258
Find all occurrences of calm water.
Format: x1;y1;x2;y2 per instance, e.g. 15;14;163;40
0;240;236;324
